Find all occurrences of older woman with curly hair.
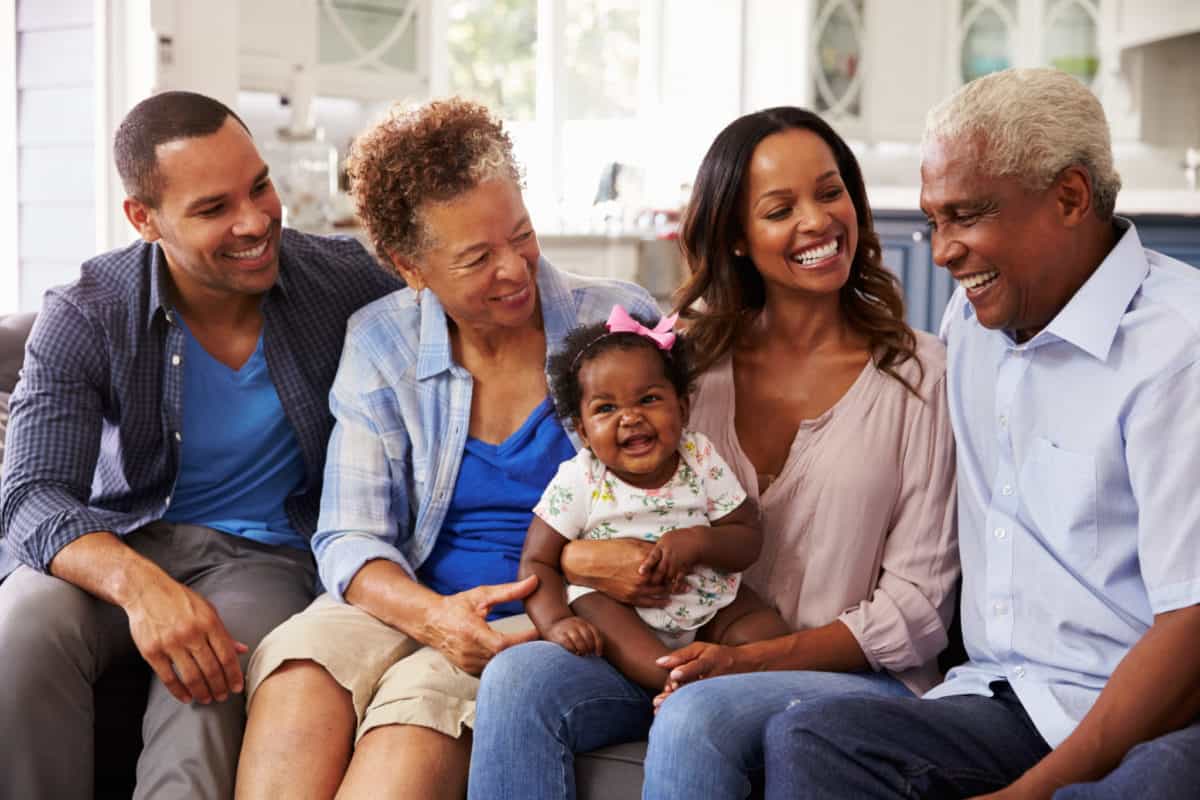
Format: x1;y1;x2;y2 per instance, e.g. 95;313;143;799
468;107;960;799
233;98;657;799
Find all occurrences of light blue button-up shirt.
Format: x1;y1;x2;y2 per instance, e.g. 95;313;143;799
926;220;1200;748
311;259;658;602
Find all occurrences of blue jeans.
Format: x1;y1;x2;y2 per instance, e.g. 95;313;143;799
467;639;912;800
763;681;1200;799
468;641;655;800
643;668;913;799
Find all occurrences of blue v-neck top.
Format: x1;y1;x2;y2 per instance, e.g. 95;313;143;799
416;396;574;619
162;319;307;549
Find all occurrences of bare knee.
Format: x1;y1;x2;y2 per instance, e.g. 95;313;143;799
248;659;355;732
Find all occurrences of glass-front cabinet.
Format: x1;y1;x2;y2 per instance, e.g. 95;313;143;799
240;0;431;101
954;0;1102;87
810;0;865;125
959;0;1018;83
805;0;1107;144
1043;0;1100;85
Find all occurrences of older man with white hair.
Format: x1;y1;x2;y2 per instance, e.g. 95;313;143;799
760;67;1200;800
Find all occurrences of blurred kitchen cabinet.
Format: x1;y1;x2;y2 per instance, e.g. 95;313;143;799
813;0;1110;143
539;236;685;307
1109;0;1200;50
875;211;956;334
240;0;432;100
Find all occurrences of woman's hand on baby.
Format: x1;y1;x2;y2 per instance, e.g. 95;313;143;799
639;527;706;586
561;539;685;606
653;641;746;702
423;576;540;675
545;616;603;657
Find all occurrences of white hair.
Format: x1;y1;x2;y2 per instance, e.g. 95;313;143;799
923;68;1121;219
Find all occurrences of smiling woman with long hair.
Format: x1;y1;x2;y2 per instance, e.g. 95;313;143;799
467;107;960;800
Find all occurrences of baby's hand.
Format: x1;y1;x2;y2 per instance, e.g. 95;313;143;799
639;527;706;587
545;616;603;656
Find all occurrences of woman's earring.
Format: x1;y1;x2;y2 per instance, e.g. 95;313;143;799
733;248;745;257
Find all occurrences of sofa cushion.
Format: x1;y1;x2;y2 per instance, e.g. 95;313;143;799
0;313;36;394
577;742;649;799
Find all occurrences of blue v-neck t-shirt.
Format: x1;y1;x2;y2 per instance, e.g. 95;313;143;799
162;320;307;549
416;396;575;619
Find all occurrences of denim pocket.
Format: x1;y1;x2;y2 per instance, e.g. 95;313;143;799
1019;437;1099;567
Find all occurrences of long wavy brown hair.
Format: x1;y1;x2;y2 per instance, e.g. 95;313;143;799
674;107;922;394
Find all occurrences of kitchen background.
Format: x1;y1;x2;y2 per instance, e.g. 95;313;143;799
4;0;1199;327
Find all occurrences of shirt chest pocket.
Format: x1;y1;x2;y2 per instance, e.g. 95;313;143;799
1018;437;1099;567
380;430;428;487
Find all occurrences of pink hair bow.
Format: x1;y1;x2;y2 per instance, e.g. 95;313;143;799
605;305;679;350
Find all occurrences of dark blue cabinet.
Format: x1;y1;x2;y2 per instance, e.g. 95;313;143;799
874;209;1200;333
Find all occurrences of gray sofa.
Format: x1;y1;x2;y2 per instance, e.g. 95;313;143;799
0;312;156;798
1;311;964;798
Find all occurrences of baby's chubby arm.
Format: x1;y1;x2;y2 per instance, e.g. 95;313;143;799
638;498;762;585
519;516;603;656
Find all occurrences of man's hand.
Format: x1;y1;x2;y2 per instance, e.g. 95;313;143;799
545;616;603;657
47;530;247;705
639;527;705;586
421;575;540;675
124;571;248;705
561;539;685;607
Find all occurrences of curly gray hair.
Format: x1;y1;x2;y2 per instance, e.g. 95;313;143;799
923;68;1121;220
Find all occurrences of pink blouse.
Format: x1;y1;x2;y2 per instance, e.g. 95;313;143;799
689;330;958;694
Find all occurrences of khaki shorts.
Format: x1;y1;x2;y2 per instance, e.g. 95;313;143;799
246;594;533;743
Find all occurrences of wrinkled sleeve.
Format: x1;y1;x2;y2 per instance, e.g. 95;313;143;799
689;432;747;521
0;296;113;571
311;331;416;602
533;457;589;540
838;371;960;672
1126;357;1200;615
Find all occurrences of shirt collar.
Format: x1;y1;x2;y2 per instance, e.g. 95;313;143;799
145;244;174;331
144;237;290;331
415;289;454;380
962;218;1148;362
1038;218;1147;361
414;258;571;381
534;257;576;352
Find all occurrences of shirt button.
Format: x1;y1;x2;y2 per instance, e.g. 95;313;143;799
994;527;1007;540
171;354;181;366
1014;665;1026;679
998;415;1008;428
993;601;1008;615
174;431;182;442
1001;484;1013;496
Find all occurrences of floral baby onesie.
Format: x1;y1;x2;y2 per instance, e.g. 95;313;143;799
533;429;747;646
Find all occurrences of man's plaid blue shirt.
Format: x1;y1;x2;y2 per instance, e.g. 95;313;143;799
0;229;402;578
311;260;658;601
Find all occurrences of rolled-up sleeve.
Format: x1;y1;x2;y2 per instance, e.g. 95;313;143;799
839;371;959;672
311;335;417;602
0;297;119;571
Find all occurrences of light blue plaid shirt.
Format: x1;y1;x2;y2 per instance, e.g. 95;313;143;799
312;259;658;601
927;220;1200;747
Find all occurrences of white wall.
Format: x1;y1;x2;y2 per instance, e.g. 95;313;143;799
15;0;96;311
